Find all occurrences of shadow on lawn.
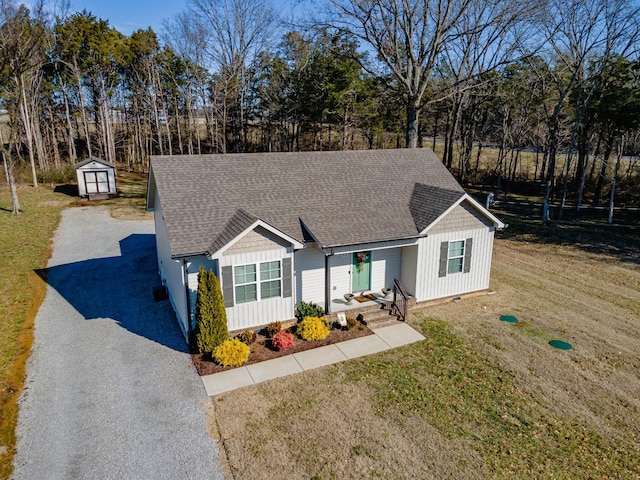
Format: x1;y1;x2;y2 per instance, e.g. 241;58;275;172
491;202;640;265
35;233;188;352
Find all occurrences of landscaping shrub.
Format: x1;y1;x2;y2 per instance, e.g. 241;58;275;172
346;316;358;330
236;330;257;345
265;321;281;338
193;265;228;354
297;316;330;341
271;331;295;351
212;338;250;367
295;301;325;321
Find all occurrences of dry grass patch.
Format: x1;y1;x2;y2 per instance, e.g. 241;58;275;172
211;238;640;479
0;186;70;478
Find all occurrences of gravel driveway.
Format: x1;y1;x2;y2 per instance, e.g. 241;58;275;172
13;207;223;479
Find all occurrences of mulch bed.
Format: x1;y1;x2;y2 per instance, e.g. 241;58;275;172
192;323;373;376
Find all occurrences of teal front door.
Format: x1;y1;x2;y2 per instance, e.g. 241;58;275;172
352;251;371;292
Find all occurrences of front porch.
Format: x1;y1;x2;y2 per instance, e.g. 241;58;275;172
326;280;416;329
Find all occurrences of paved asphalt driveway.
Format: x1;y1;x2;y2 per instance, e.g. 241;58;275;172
13;207;223;479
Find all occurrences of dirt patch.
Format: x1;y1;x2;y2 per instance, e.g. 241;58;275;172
193;324;372;376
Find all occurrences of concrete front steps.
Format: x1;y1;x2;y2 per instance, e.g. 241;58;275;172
326;297;417;329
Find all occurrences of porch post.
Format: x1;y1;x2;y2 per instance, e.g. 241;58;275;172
324;253;331;314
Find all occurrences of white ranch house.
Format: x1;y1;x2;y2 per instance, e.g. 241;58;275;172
147;149;505;340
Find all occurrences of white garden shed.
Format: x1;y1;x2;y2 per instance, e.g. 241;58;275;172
75;157;117;199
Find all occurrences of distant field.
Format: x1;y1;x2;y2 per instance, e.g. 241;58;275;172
211;229;640;478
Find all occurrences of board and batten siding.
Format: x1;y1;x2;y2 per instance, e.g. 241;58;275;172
400;245;418;296
415;227;495;301
218;242;294;332
153;193;189;339
413;200;496;301
295;244;326;309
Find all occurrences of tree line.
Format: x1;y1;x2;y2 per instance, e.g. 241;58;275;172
1;0;639;218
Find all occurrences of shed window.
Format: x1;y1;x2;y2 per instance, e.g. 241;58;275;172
448;240;466;274
84;171;109;193
234;261;281;304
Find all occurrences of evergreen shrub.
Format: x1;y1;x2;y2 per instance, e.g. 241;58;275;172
297;316;330;341
212;338;250;367
295;301;325;321
193;265;228;353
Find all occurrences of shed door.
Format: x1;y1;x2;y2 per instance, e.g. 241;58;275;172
84;171;110;193
352;251;371;292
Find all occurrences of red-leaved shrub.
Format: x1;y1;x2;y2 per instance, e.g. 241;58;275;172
271;331;294;351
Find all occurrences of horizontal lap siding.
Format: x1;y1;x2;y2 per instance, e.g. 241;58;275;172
295;246;326;308
416;227;495;301
328;253;352;306
327;249;401;309
186;256;218;333
371;248;401;292
154;196;189;338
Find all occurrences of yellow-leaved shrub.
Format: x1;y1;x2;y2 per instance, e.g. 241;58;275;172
297;316;330;341
212;338;250;367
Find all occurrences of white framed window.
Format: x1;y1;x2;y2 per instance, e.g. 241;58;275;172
234;264;257;304
260;260;282;299
447;240;465;274
233;260;282;304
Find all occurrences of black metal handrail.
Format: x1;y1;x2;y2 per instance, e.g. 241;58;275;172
392;278;408;322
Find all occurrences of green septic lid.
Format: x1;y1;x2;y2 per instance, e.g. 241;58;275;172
549;340;573;350
500;315;519;323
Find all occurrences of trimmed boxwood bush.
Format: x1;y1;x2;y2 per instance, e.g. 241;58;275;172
212;338;250;367
297;316;330;341
295;301;325;321
271;331;295;351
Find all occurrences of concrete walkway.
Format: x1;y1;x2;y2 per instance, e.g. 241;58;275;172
202;322;425;396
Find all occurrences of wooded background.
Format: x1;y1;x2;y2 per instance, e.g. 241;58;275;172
1;0;639;218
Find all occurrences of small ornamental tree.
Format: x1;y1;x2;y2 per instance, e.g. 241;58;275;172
193;265;228;354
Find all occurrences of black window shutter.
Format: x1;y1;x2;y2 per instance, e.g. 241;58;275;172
221;266;234;307
282;257;292;298
438;241;449;277
463;238;473;273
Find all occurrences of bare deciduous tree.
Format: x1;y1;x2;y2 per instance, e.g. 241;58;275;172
323;0;538;148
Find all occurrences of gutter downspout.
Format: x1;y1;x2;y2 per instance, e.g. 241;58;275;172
324;250;333;314
183;259;192;347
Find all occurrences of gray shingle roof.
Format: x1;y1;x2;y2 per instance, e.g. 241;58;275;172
149;149;467;258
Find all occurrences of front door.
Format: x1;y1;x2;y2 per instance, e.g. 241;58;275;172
352;251;371;292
